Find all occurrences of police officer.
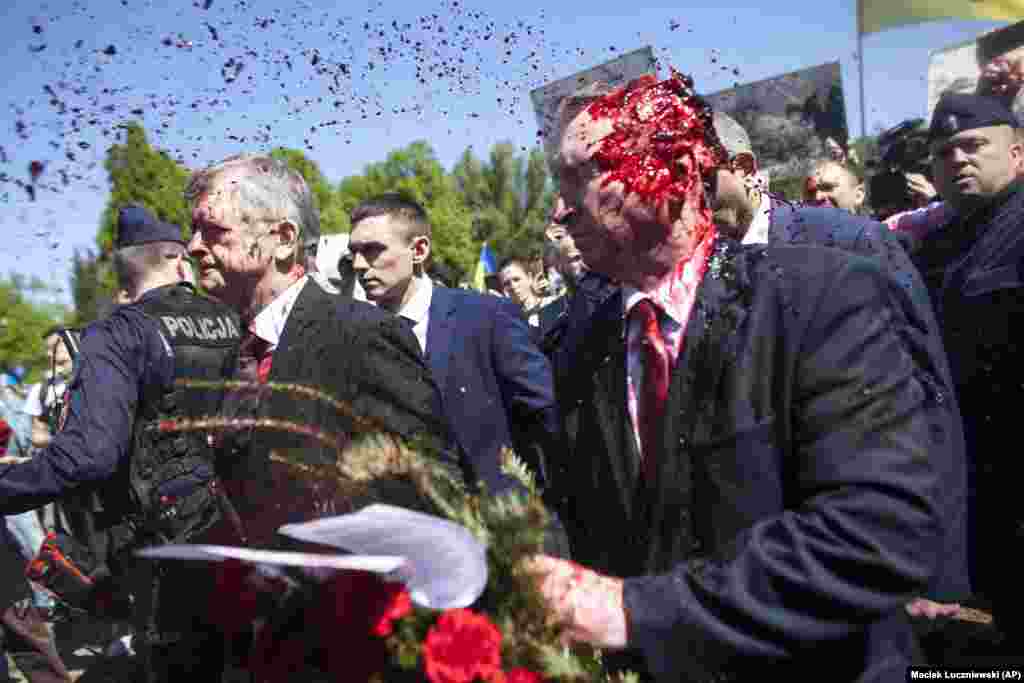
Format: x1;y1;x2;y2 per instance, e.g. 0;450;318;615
917;92;1024;657
0;205;241;681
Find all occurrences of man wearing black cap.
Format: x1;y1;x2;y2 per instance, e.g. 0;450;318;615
916;91;1024;656
0;204;242;681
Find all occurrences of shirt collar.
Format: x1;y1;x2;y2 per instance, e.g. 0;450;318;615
397;275;433;325
741;192;772;245
250;275;308;348
621;227;717;326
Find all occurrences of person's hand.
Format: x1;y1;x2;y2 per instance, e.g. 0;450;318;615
523;554;628;648
906;598;961;620
905;173;937;208
532;271;551;298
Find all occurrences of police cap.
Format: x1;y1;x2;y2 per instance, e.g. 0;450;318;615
928;92;1018;142
116;205;184;248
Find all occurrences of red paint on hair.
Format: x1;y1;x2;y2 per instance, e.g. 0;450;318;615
585;71;725;244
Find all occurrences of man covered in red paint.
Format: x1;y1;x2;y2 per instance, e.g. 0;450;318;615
529;72;957;681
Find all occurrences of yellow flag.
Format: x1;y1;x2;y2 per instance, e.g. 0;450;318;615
859;0;1024;35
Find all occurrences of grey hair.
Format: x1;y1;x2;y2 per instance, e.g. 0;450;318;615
113;241;186;295
185;154;321;259
546;81;619;171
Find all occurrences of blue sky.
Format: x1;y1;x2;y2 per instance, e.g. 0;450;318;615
0;0;1008;304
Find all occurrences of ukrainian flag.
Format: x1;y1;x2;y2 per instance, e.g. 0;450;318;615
472;242;497;292
859;0;1024;35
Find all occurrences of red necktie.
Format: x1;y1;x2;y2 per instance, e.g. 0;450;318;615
632;299;671;482
240;331;273;384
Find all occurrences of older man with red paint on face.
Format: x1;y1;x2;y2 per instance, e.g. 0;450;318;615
526;73;956;681
184;155;454;681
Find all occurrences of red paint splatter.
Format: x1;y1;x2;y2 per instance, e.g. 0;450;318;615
585;70;725;241
803;175;817;197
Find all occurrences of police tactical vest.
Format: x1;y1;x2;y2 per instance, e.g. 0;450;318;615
124;284;240;546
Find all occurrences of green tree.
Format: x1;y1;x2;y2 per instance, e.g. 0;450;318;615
0;276;67;381
97;122;191;254
337;141;478;281
85;121;190;319
269;147;347;236
452;143;552;263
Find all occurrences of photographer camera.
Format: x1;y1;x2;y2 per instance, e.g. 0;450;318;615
868;118;939;220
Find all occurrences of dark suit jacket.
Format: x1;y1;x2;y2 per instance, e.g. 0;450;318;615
765;201;969;604
214;278;450;547
426;285;560;497
554;239;952;681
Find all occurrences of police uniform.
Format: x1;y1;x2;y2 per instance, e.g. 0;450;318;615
0;205;241;681
915;93;1024;657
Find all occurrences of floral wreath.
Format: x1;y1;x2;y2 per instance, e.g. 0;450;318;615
160;379;638;683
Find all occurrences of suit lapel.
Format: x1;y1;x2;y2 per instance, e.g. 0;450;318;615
584;291;643;519
426;286;456;395
649;239;751;517
267;279;317;388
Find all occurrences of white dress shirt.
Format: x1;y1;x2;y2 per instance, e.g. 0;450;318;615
395;275;434;354
741;192;773;245
620;228;716;458
249;275;310;349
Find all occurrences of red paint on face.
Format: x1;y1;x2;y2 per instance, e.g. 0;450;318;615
584;71;725;245
804;175;818;197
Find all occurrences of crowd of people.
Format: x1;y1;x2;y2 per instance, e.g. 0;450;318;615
0;62;1021;683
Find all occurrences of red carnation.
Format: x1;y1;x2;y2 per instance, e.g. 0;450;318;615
372;584;412;636
422;609;503;683
315;572;411;680
504;668;544;683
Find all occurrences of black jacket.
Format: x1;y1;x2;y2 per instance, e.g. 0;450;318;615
211;278;450;548
554;239;951;681
764;201;969;604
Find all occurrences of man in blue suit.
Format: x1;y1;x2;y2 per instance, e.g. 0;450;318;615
347;195;564;515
